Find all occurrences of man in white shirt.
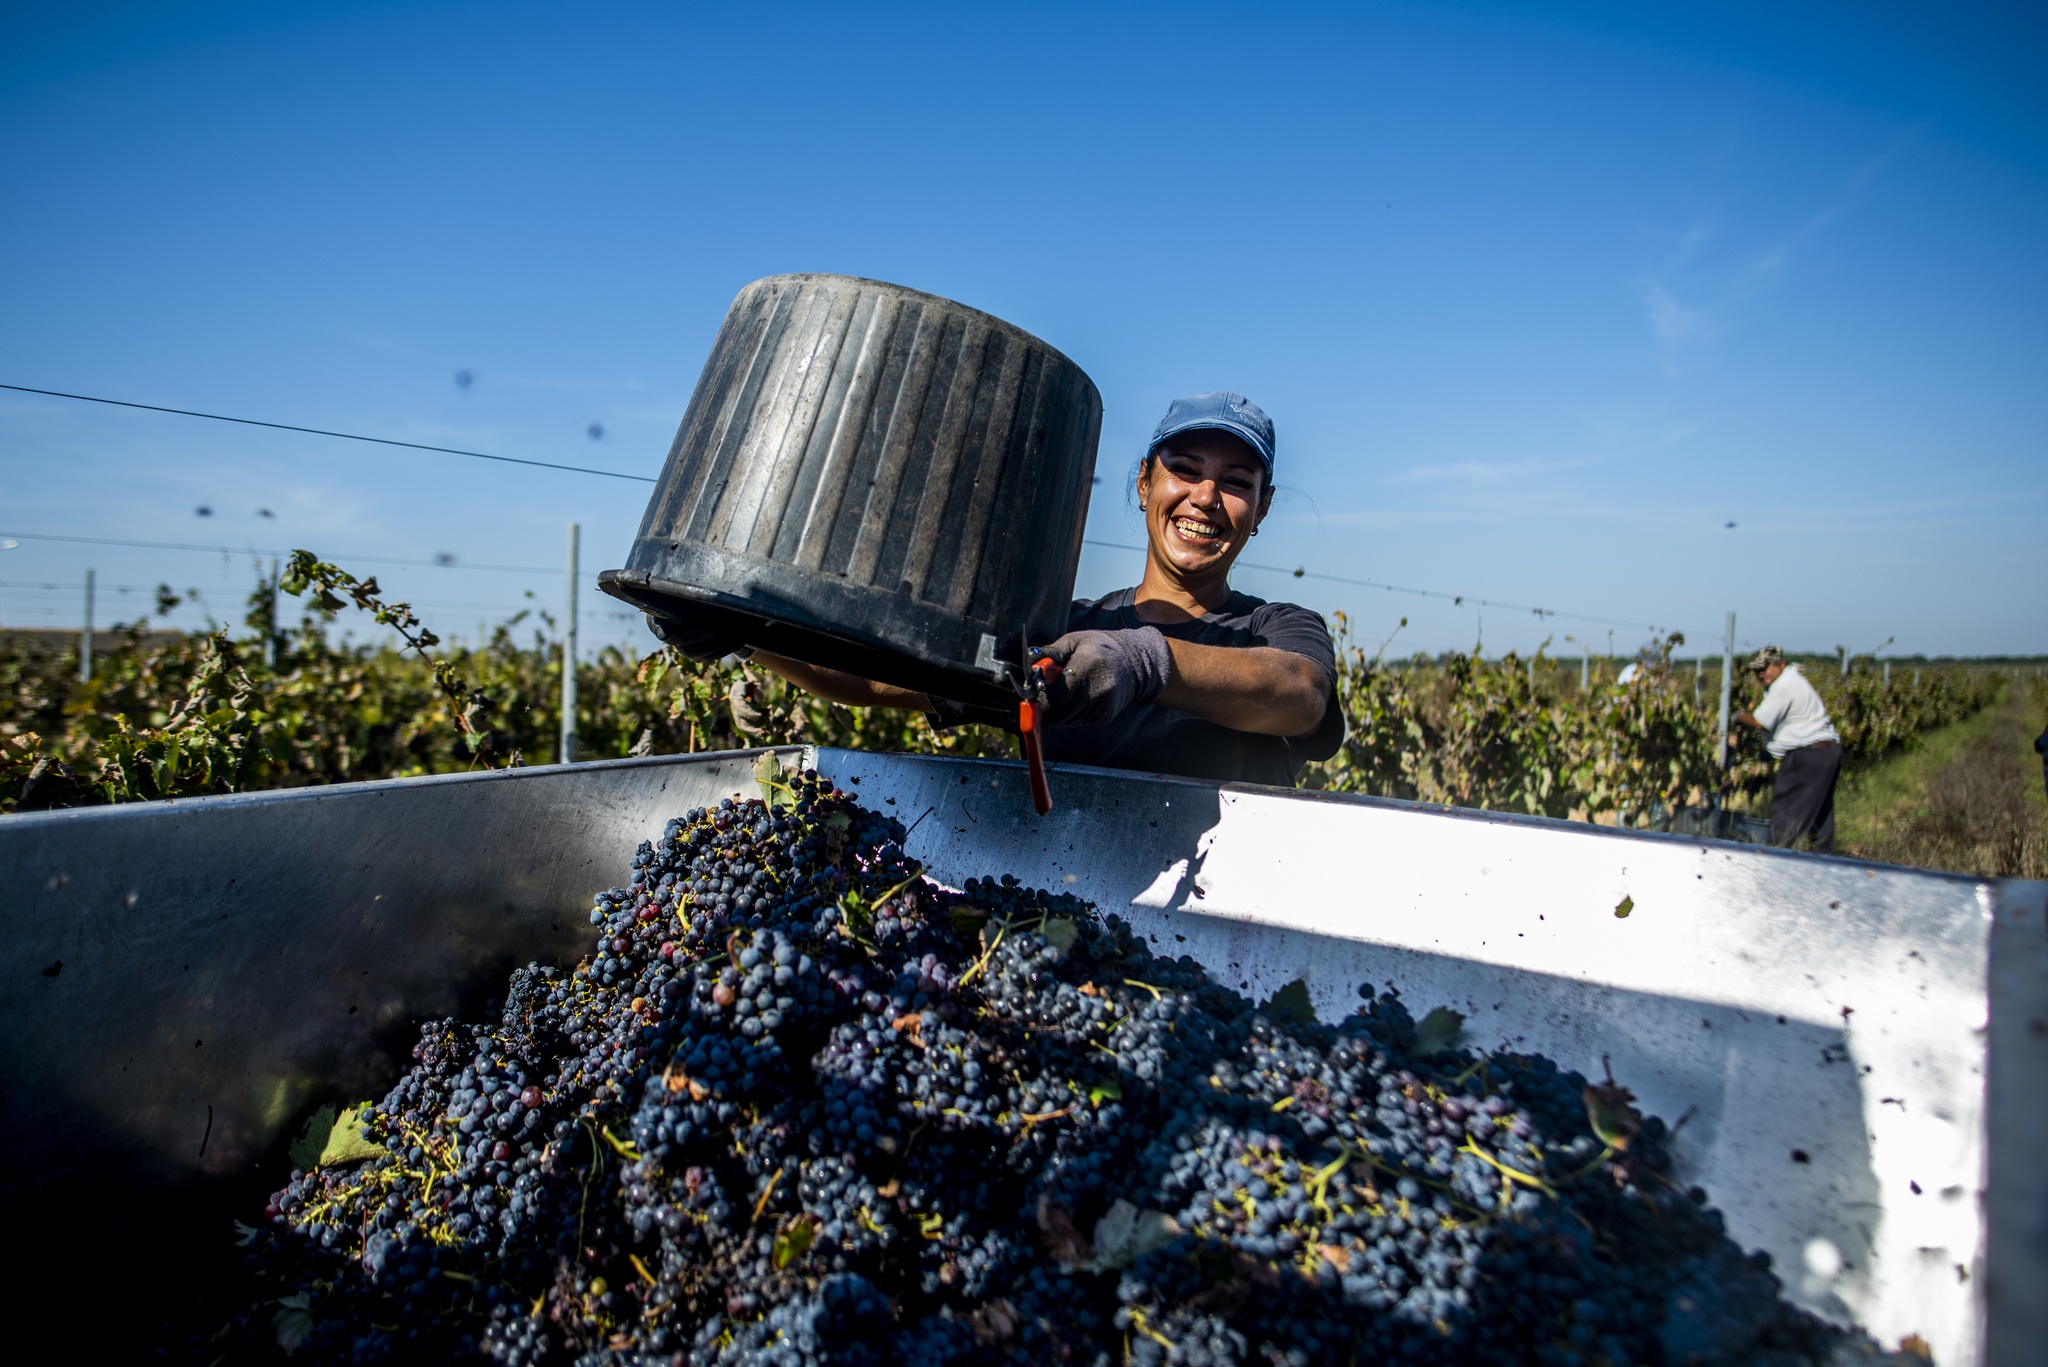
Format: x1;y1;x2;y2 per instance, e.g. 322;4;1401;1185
2036;720;2047;803
1732;645;1843;851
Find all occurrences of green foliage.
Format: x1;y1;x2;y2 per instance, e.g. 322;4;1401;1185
1261;978;1317;1028
0;556;2003;824
1411;1005;1466;1057
1;551;1008;814
1304;612;2003;825
2;626;280;808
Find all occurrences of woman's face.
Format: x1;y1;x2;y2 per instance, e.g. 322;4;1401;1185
1138;430;1272;579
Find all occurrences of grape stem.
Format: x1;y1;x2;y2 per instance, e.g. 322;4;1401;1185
1459;1136;1557;1197
577;1119;604;1254
750;1166;785;1223
955;922;1008;988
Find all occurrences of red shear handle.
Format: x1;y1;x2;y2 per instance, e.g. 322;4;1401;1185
1018;655;1065;816
1019;698;1051;815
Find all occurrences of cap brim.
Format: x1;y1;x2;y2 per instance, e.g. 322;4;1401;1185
1149;419;1274;472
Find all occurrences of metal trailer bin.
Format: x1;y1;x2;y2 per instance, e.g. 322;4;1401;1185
1;748;2041;1363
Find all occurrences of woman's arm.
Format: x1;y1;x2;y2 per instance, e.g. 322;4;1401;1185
757;636;1326;736
1155;638;1328;737
749;650;931;711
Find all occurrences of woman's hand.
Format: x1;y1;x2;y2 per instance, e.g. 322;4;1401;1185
1038;627;1175;726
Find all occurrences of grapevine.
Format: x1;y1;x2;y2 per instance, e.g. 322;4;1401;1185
1307;612;2004;826
0;553;1008;811
1;559;2005;828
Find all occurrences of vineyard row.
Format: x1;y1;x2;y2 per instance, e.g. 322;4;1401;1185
0;569;2010;823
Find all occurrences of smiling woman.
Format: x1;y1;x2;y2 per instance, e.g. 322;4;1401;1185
754;392;1346;787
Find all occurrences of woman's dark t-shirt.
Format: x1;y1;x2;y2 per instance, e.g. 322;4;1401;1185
1036;587;1345;787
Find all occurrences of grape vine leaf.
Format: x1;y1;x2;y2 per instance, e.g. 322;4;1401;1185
772;1214;816;1269
838;887;875;939
286;1104;338;1171
1041;917;1079;955
1084;1198;1183;1271
287;1101;383;1170
319;1102;386;1167
272;1292;315;1354
1614;895;1635;919
1088;1077;1122;1106
1583;1059;1643;1150
1262;978;1316;1027
728;673;768;737
1584;1089;1641;1149
1413;1006;1466;1057
753;752;796;810
1035;1197;1090;1265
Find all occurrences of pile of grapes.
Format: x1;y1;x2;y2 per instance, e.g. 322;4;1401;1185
196;769;1919;1365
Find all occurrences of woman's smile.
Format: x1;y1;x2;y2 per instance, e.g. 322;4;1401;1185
1169;512;1227;545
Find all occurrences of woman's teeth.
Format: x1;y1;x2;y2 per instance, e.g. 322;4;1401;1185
1172;517;1222;540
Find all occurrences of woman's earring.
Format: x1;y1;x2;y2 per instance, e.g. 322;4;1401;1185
1252;526;1261;537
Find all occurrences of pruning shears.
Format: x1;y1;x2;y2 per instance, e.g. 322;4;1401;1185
1016;653;1065;816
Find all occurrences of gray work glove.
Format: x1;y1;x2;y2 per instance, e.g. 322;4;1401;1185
1038;626;1174;728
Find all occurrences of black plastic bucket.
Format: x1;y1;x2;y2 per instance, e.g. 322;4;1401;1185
600;274;1103;706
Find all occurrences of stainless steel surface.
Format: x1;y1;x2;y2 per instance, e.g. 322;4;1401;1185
818;747;2042;1366
1984;877;2048;1367
1;745;2038;1363
0;751;793;1193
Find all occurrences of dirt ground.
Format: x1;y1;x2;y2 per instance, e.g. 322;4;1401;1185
1840;681;2048;879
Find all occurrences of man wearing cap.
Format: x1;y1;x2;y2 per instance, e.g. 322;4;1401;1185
1732;646;1843;851
750;392;1345;787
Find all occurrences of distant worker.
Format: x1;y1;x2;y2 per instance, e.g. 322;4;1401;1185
2036;719;2047;802
1731;645;1842;852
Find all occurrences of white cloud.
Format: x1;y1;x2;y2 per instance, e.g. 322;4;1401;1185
1390;424;1697;487
1635;133;1918;357
1638;280;1703;342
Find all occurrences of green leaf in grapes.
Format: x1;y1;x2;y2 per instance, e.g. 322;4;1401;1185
317;1102;385;1167
1413;1005;1466;1057
772;1214;816;1269
1262;977;1316;1027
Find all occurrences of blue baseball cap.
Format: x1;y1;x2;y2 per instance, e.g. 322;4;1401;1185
1148;391;1275;474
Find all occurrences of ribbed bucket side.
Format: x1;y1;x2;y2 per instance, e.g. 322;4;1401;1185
617;274;1102;696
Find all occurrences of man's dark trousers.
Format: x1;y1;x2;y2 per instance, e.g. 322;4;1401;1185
1770;741;1843;851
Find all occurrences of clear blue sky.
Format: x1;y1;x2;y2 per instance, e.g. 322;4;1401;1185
3;1;2043;659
